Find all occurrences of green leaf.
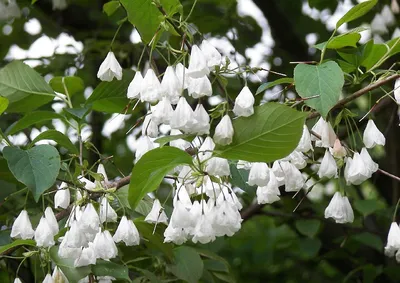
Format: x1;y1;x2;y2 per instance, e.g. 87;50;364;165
354;199;383;217
215;103;307;163
203;259;229;273
336;0;377;29
103;1;121;16
295;219;321;238
128;147;192;209
49;246;91;282
7;111;64;135
170;246;204;283
64;106;91;120
229;163;256;194
0;61;55;112
294;61;344;118
3;145;61;202
92;260;131;281
315;33;361;50
361;42;387;70
297;238;321;259
29;130;78;154
308;0;338;11
0;96;9;115
49;76;84;97
154;134;194;147
0;239;36;254
256;78;294;95
212;272;236;283
120;0;182;43
86;70;133;113
351;232;383;252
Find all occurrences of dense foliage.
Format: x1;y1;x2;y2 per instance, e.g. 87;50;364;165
0;0;399;282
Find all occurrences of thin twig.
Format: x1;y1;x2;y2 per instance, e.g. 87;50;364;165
378;169;400;182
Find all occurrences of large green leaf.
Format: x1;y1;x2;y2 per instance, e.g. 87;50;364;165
0;239;36;254
215;103;307;163
92;260;131;281
29;130;78;154
170;246;204;283
354;199;383;217
49;246;91;282
0;96;9;115
0;61;55;112
129;147;192;209
7;111;64;135
49;76;84;97
229;163;256;195
120;0;182;43
3;145;61;202
294;61;344;118
336;0;377;29
295;219;321;238
86;70;133;113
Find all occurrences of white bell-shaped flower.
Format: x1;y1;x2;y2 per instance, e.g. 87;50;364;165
100;198;118;223
14;278;22;283
324;192;354;223
311;117;336;148
285;150;307;169
11;210;35;239
192;213;216;244
74;243;96;267
248;162;270;187
78;176;96;191
161;66;182;103
93;230;118;260
44;207;59;235
52;0;67;10
152;97;173;125
113;216;140;246
96;164;109;188
55;182;70;209
200;39;222;69
296;125;313;152
394;78;400;104
42;273;54;283
191;104;210;135
188;75;212;99
170;97;195;131
213;199;241;237
127;71;143;99
97;52;122;82
271;161;286;186
78;203;100;235
35;217;55;247
363;119;385;148
187;45;210;78
140;69;161;103
346;153;370;185
318;150;338;179
382;5;396;25
384;222;400;257
360;147;379;175
256;171;280;204
173;185;192;209
282;161;305;192
237;160;252;170
213;115;234;145
175;63;190;91
135;136;157;162
62;220;87;249
52;266;68;283
233;86;255;117
170;200;193;230
206;157;230;176
164;225;188;245
145;199;168;225
142;114;159;138
330;138;347;158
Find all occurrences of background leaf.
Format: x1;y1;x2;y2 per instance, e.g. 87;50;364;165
128;147;192;209
49;76;84;97
0;61;55;112
0;96;9;115
29;130;78;154
3;145;61;202
294;61;344;118
295;219;321;238
336;0;377;28
7;111;64;135
0;239;36;254
170;246;204;283
215;103;307;163
256;78;293;95
92;260;131;281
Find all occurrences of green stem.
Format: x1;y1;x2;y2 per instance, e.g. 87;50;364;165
319;29;337;64
110;22;124;50
184;0;198;22
393;197;400;222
